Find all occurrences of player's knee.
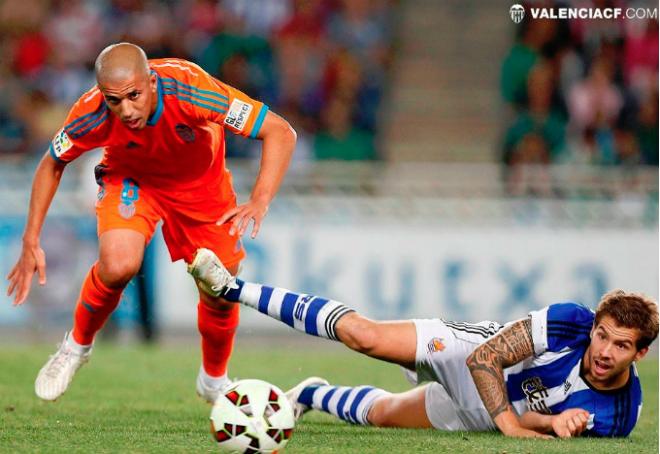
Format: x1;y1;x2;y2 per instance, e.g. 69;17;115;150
200;294;236;311
366;396;397;427
339;315;380;354
97;259;140;288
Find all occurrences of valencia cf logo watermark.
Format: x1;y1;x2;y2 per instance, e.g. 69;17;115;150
510;4;525;23
510;3;657;21
175;123;195;143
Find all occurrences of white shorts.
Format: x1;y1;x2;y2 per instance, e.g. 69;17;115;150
409;318;504;431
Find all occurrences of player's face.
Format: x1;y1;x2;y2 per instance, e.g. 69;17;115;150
99;72;157;130
585;315;648;387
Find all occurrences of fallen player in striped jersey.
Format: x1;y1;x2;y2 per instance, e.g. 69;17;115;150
194;249;658;438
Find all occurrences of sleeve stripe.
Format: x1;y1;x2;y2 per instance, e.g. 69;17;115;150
545;332;582;340
160;77;229;102
69;111;109;139
250;104;269;138
67;111;104;136
64;111;96;130
547;320;592;329
547;326;591;335
64;103;106;132
162;85;229;108
173;95;227;115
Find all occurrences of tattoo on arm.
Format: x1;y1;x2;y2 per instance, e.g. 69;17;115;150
466;318;534;421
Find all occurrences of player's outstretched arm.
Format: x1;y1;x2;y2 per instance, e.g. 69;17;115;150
6;152;66;305
217;111;296;239
466;318;551;439
519;408;589;439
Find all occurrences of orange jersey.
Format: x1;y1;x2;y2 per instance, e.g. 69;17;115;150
49;58;268;221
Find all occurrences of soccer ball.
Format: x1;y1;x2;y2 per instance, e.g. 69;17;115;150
210;379;295;453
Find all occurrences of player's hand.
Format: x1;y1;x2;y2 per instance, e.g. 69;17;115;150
502;426;553;439
6;242;47;306
551;408;589;438
216;197;269;239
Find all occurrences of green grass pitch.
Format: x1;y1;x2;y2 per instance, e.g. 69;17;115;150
0;336;657;453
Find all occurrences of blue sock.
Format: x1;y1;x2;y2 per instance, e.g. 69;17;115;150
224;279;354;341
298;384;388;425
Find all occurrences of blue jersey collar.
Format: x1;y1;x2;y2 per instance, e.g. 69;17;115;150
147;72;164;126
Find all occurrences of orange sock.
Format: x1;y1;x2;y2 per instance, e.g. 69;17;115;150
71;262;124;345
198;302;239;377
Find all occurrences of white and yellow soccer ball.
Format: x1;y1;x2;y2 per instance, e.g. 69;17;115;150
210;379;296;453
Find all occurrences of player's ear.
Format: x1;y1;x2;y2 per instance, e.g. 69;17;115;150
150;73;157;93
634;346;648;362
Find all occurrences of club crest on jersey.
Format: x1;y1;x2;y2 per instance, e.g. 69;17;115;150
118;203;136;219
427;337;445;354
52;129;73;157
225;99;253;131
521;377;551;414
175;123;195;142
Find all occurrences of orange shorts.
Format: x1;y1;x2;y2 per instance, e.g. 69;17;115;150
94;168;245;267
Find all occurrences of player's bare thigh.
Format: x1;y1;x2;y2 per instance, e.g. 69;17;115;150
97;229;146;288
335;312;417;370
367;385;433;428
197;263;241;310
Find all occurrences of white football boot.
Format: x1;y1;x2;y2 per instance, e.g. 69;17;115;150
187;248;238;297
35;332;92;401
285;377;329;420
196;366;233;404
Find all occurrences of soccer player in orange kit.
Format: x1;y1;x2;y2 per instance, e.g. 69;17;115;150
5;42;296;402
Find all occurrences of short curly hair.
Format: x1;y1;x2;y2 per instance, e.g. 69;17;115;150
595;290;659;350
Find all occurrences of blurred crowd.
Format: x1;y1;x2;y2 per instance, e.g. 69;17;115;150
500;0;658;183
0;0;396;163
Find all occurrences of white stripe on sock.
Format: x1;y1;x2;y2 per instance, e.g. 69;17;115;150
268;288;289;320
327;386;351;416
357;389;388;425
238;282;263;309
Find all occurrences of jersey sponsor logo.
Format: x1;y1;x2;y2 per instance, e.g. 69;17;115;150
175;123;196;142
126;140;140;149
521;377;551;414
225;99;253;131
427;337;445;354
52;129;73;157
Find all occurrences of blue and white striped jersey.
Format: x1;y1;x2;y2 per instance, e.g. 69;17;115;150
505;302;642;437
